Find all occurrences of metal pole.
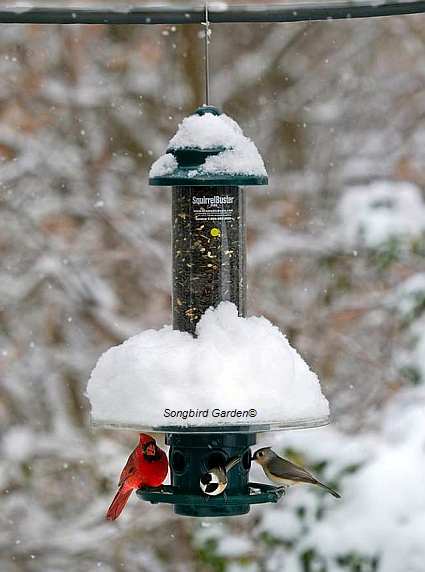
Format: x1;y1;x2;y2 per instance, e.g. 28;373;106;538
0;2;424;24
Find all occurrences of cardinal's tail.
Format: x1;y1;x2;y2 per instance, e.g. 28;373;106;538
106;487;133;520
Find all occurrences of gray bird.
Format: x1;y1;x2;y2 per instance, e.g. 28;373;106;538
200;456;241;496
252;447;341;498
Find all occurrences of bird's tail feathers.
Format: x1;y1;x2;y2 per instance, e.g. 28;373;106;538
316;480;341;499
225;456;242;472
106;487;132;520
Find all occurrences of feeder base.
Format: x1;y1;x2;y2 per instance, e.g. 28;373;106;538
165;431;255;516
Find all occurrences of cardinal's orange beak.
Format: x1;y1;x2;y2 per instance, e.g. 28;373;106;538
145;442;156;456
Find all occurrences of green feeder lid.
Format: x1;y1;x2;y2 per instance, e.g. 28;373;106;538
149;106;268;187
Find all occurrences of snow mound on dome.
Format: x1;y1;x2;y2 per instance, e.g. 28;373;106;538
87;302;329;429
149;111;267;178
149;153;177;178
168;112;245;150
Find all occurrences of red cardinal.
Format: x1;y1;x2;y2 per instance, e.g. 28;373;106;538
106;433;168;520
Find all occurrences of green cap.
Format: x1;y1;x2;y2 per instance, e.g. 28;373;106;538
149;106;268;187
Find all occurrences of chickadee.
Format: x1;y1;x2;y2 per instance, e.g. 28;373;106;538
200;456;241;496
253;447;341;498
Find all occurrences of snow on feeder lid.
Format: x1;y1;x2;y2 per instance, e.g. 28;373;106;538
149;106;268;187
87;301;330;432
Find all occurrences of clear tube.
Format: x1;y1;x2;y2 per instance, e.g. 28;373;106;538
172;185;246;335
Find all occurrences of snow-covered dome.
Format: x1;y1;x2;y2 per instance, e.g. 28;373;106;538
87;302;330;431
149;106;268;185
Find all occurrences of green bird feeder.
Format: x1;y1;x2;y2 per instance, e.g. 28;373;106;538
133;105;327;517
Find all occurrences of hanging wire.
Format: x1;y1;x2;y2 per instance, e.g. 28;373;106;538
204;0;210;106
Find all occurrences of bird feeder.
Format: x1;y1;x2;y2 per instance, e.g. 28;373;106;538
128;105;327;517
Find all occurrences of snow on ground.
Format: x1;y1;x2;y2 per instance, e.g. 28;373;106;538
87;302;329;428
411;319;425;382
391;272;425;322
216;535;254;558
337;180;425;248
149;110;267;178
388;272;425;382
249;385;425;572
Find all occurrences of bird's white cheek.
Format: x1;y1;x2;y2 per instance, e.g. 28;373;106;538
210;486;224;496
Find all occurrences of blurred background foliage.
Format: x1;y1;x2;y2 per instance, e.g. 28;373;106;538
1;6;425;572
